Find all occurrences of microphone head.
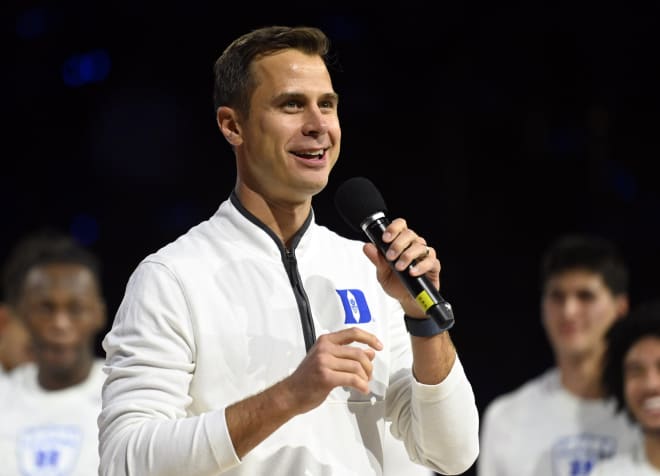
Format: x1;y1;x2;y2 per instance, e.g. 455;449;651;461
334;176;388;232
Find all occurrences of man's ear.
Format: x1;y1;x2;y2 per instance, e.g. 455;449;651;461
216;106;243;146
616;294;630;319
92;299;107;334
0;304;10;333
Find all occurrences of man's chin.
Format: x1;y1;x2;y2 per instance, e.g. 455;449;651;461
41;347;80;372
556;342;592;360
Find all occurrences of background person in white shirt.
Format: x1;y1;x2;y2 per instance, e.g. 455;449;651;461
591;299;660;475
478;233;639;476
0;230;107;476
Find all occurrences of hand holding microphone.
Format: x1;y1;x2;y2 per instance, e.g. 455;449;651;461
334;177;455;334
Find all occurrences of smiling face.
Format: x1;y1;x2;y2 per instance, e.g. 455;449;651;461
542;269;627;362
225;48;341;207
623;336;660;434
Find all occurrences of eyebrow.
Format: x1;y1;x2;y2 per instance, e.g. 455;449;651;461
320;92;339;103
272;91;339;104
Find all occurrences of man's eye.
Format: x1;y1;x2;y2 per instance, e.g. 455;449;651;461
576;291;596;302
69;303;84;316
547;290;564;302
625;364;644;378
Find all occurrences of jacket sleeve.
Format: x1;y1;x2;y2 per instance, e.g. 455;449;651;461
385;306;480;475
98;261;240;476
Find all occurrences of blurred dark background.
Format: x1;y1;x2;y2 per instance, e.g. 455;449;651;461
5;3;660;474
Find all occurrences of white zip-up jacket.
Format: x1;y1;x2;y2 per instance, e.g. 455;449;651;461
98;193;479;476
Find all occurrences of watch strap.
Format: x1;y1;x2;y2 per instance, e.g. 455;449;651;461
404;314;445;337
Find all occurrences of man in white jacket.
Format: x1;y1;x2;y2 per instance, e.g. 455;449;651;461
98;25;479;476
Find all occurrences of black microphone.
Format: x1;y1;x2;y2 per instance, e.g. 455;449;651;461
334;176;455;332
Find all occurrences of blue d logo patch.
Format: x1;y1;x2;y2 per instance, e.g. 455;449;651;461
336;289;372;324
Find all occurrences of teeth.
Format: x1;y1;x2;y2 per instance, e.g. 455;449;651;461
298;149;324;156
643;396;660;410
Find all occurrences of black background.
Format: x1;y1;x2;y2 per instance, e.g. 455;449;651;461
5;3;660;474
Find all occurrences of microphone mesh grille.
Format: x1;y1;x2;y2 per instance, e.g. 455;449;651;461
334;177;388;232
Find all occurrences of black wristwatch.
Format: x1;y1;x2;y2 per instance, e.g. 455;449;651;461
404;314;447;337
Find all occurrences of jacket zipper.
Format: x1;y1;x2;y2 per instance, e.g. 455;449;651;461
284;247;316;352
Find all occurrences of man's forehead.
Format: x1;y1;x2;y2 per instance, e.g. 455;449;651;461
545;269;607;291
23;263;95;291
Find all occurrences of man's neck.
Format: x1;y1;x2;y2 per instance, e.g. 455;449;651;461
557;352;605;399
234;185;311;248
645;430;660;469
38;359;93;391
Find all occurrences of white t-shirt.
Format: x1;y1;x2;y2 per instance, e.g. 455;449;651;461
591;438;660;475
0;360;106;476
478;367;640;476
